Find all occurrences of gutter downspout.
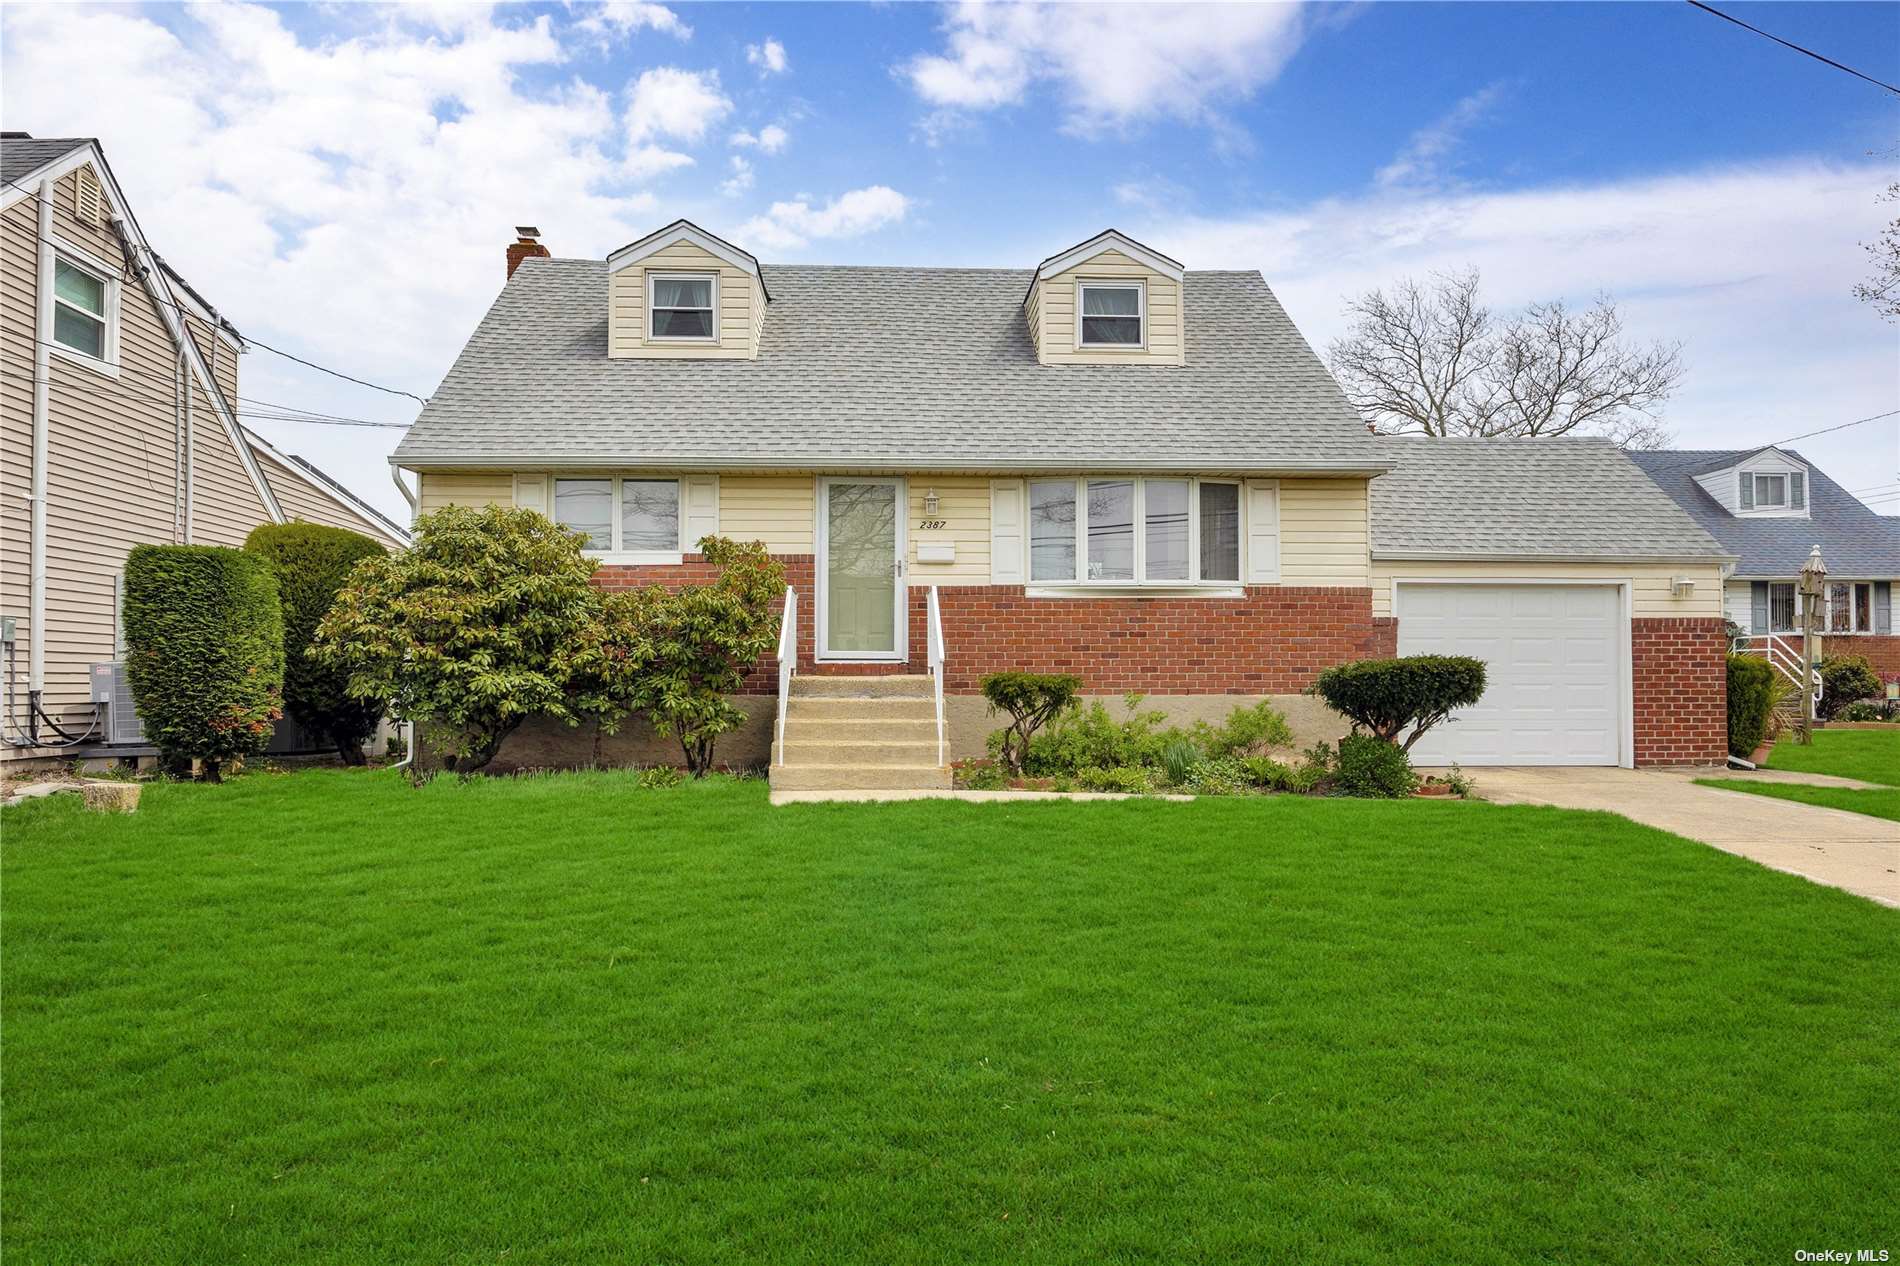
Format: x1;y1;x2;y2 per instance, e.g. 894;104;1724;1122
174;346;187;542
27;178;53;719
181;346;194;542
391;465;418;528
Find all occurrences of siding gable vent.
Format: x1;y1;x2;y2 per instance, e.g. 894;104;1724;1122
73;165;103;225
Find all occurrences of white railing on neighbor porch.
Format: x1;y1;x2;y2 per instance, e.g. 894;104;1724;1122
926;585;946;768
774;587;798;765
1731;633;1823;706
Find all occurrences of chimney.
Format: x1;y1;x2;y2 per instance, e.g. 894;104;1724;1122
506;226;549;279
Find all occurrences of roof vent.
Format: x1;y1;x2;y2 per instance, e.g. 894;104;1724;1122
506;226;550;280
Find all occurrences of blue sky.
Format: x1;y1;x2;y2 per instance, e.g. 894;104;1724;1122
3;1;1896;518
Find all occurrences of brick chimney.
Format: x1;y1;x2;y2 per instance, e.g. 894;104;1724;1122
506;226;550;279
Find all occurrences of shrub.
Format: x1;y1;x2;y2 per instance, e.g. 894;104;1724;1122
1159;737;1203;786
1816;655;1882;721
1726;653;1777;757
563;537;786;776
1076;765;1154;794
981;671;1082;774
957;761;1010;791
1838;700;1897;722
1184;757;1252;796
1309;656;1487;752
1192;700;1294;758
312;505;601;775
245;522;388;765
123;544;284;782
637;765;685;789
1014;694;1168;775
1334;733;1417;799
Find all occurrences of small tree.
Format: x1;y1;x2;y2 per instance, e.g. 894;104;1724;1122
123;544;284;782
312;505;600;775
1816;654;1882;721
981;671;1082;775
1309;656;1486;753
246;522;387;765
562;536;787;775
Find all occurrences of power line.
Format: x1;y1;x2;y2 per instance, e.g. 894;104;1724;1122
1685;1;1900;96
1771;409;1900;446
3;357;410;429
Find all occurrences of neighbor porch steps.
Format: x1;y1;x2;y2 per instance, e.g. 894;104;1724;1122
769;674;950;791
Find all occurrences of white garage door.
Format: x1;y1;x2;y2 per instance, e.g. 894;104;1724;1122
1397;584;1623;766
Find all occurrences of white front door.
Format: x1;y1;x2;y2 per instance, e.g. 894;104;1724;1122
1398;583;1624;766
817;477;906;660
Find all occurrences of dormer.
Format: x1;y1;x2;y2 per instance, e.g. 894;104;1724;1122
607;219;769;360
1023;229;1184;367
1692;446;1810;518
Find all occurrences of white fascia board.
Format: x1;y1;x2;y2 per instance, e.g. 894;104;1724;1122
0;143;94;213
392;454;1397;476
1035;230;1185;284
607;220;761;279
1371;548;1739;565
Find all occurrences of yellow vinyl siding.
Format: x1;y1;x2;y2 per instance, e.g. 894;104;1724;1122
609;240;762;360
718;475;813;553
908;477;990;584
1370;560;1726;619
1033;249;1183;367
418;471;515;513
1279;479;1370;587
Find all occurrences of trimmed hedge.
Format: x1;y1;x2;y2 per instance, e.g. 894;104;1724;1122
1310;655;1487;751
123;544;284;781
981;671;1081;774
1726;653;1777;758
1335;733;1418;798
245;522;387;764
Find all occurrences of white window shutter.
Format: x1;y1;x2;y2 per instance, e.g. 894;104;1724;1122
989;479;1025;583
683;474;720;551
1245;480;1280;583
513;474;548;515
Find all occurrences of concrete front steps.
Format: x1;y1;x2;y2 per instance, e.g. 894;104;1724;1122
769;674;950;791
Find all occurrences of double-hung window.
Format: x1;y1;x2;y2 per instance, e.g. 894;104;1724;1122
1028;476;1241;586
51;255;114;363
1753;473;1787;508
1077;281;1143;348
1767;581;1797;633
1826;581;1874;634
648;274;716;341
553;476;682;557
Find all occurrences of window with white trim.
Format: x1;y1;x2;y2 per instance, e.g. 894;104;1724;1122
1753;473;1787;508
1027;476;1241;586
1077;281;1143;348
648;274;716;341
553;476;682;554
52;256;112;361
1767;581;1796;633
1826;581;1874;634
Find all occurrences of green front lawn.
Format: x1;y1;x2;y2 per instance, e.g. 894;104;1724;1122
1697;779;1900;823
1764;728;1900;785
4;771;1895;1264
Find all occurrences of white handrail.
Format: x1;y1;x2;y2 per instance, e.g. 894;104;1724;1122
774;587;797;764
1732;633;1823;704
926;585;946;768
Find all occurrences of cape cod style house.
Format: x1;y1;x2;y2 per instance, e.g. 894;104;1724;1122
394;221;1732;786
1;134;408;767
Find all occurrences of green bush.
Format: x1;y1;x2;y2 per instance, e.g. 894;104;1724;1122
1837;700;1896;722
245;522;387;765
123;544;284;782
1159;737;1202;785
1816;655;1882;721
312;505;601;775
1334;733;1417;799
1191;700;1294;757
981;671;1082;774
1076;765;1154;794
1015;694;1168;775
637;765;685;789
1310;656;1487;751
1184;757;1252;796
1726;653;1777;757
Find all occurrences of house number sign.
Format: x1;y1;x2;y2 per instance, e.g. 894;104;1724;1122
917;518;948;530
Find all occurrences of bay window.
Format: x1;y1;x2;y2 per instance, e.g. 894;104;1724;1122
1028;476;1243;587
554;476;682;556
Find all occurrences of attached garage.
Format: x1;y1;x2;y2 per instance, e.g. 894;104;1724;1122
1396;582;1627;766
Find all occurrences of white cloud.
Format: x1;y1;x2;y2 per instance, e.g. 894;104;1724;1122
904;1;1309;135
624;66;731;144
575;2;691;42
720;155;754;197
1134;160;1900;475
1375;82;1509;191
729;123;789;154
746;37;788;75
738;186;913;251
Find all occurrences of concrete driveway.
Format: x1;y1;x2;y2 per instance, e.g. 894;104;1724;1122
1456;766;1900;908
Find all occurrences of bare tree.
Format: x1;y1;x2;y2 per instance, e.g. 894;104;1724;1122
1326;268;1684;449
1852;180;1900;322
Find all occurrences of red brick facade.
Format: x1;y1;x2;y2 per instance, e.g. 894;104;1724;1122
1631;617;1729;766
1830;634;1900;683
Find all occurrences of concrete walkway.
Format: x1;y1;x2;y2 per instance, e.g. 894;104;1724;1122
1460;766;1900;907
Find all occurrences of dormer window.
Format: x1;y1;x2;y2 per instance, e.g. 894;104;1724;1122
649;274;716;341
1078;281;1144;349
1740;468;1805;512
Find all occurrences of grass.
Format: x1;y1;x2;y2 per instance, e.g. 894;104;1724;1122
4;770;1896;1265
1699;730;1900;821
1696;779;1900;822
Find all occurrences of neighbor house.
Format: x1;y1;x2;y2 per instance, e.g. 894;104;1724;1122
1;133;408;767
1630;448;1900;685
393;221;1732;786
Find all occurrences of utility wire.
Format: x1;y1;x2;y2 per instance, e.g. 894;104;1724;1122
1685;0;1900;96
1771;409;1900;446
3;357;410;429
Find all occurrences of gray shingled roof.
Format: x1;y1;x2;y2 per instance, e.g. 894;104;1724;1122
0;134;88;188
1628;449;1900;577
394;258;1389;472
1371;437;1729;561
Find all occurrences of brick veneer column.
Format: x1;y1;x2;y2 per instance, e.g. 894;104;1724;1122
1631;616;1729;766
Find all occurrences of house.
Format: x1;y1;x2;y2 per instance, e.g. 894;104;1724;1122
392;220;1732;785
1;133;409;767
1629;448;1900;685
